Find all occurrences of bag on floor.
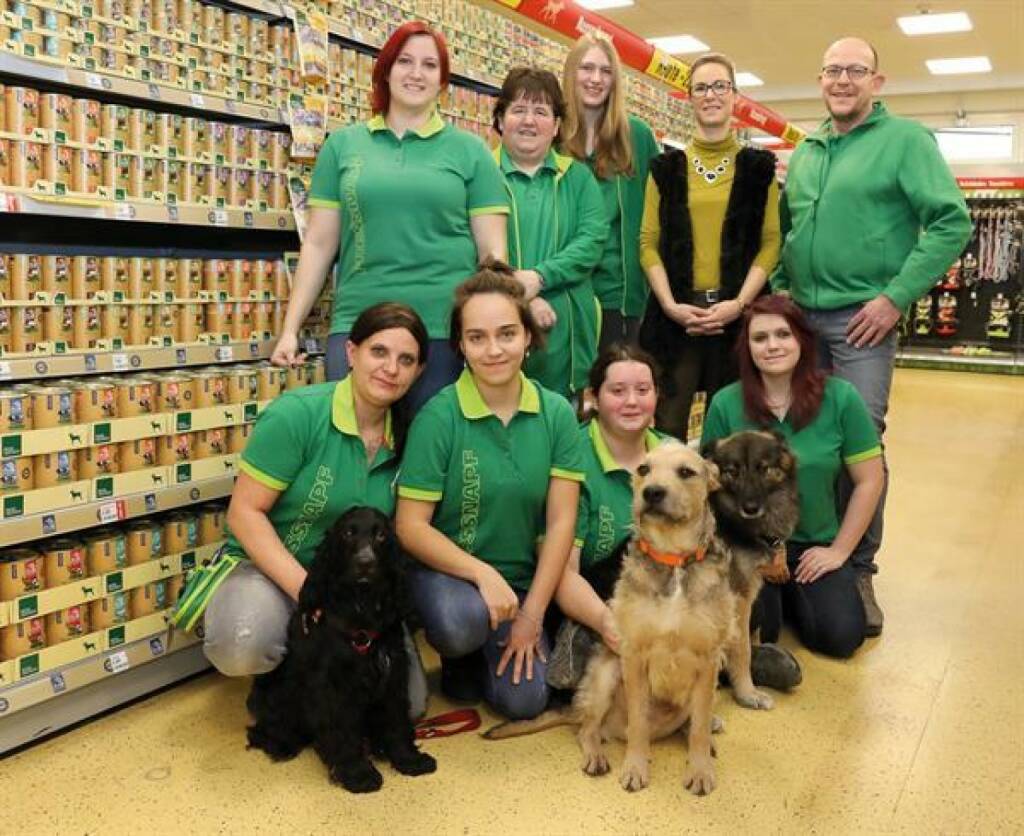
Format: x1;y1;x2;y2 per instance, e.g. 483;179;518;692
170;549;243;632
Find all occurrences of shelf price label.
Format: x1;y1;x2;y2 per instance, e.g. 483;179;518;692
190;92;205;108
98;500;124;523
111;353;130;371
106;647;130;668
0;361;11;379
209;209;229;226
215;346;234;362
85;72;103;89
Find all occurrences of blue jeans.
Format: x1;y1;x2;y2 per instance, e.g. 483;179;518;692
410;566;551;721
325;333;463;413
802;305;895;575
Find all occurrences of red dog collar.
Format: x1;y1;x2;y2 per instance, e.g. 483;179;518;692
346;629;380;655
637;538;707;568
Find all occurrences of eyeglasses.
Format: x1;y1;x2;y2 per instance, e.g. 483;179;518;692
691;80;734;97
820;64;874;81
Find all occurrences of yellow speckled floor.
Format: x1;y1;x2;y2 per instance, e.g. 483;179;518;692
4;369;1024;834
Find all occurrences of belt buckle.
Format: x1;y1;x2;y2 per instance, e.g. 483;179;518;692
705;289;720;305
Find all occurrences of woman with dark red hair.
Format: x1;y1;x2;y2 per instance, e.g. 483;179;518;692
701;295;884;658
272;21;508;408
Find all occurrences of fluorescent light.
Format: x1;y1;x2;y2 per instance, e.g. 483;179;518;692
926;56;992;75
646;35;709;54
898;11;972;35
735;72;764;87
577;0;634;9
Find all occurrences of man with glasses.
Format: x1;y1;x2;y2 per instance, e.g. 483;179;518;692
772;37;970;635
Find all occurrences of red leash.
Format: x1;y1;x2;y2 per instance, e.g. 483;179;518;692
415;708;481;739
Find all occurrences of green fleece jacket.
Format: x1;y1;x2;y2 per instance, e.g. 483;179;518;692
772;102;970;312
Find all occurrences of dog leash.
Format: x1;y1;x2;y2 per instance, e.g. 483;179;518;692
415;709;482;739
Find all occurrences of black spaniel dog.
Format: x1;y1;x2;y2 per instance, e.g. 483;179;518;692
246;506;436;792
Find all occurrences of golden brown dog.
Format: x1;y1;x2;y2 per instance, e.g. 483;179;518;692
485;442;735;796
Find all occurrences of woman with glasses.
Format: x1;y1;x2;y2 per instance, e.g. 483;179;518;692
637;52;781;440
561;32;661;352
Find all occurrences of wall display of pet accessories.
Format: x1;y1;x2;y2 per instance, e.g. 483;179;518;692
898;191;1023;375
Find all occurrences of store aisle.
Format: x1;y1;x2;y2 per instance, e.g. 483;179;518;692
4;369;1022;835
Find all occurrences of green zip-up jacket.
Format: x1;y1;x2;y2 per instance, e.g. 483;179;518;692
495;146;607;396
772;102;970;312
584;115;661;318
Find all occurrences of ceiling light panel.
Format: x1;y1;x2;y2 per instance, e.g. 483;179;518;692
646;35;709;54
735;72;764;87
577;0;634;9
926;56;992;75
897;11;972;36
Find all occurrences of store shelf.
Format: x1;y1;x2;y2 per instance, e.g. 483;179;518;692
0;471;234;546
0;190;295;231
895;348;1023;376
0;51;286;124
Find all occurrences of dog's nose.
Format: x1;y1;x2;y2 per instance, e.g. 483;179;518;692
643;485;666;506
353;546;376;569
741;501;763;518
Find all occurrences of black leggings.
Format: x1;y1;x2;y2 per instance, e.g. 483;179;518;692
752;542;866;658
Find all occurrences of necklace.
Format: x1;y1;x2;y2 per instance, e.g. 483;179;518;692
691;153;732;185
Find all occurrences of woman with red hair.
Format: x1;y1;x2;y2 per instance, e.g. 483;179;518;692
701;295;884;658
272;22;508;408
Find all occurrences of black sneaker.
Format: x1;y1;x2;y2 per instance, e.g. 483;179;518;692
546;620;597;691
440;652;482;703
750;643;802;691
856;572;884;637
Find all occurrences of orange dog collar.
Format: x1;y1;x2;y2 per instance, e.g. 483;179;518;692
637;538;707;568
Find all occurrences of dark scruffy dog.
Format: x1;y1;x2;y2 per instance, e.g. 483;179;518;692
703;430;800;710
246;507;436;793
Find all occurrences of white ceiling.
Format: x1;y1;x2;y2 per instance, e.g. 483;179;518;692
584;0;1024;103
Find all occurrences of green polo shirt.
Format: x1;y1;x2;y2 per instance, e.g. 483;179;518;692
309;113;508;338
576;420;670;569
398;369;585;590
584;115;661;318
700;378;882;544
497;146;606;396
224;376;399;568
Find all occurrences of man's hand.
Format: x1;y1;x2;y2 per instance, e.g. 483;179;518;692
514;269;544;300
846;295;901;348
529;297;557;330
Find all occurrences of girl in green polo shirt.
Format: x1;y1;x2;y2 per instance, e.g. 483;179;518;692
561;32;661;352
701;295;885;658
270;21;509;410
491;67;607;400
396;263;585;720
199;303;431;715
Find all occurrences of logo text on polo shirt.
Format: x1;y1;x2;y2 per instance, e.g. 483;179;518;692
341;158;365;274
284;465;335;553
457;451;480;550
596;505;616;558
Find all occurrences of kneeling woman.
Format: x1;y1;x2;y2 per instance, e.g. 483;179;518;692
199;303;430;714
396;262;585;720
701;295;884;658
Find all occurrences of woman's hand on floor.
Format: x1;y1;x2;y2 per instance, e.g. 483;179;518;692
794;545;848;584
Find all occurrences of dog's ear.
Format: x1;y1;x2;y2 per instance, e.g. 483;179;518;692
298;535;332;614
700;438;720;461
705;459;721;492
779;448;797;475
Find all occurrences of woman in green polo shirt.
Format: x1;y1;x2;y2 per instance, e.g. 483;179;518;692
561;32;661;352
396;263;585;720
201;303;431;714
491;67;607;400
701;295;885;658
270;21;508;410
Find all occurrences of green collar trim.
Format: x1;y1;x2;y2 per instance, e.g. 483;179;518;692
367;110;445;138
455;368;540;419
589;420;661;473
494;146;571;179
331;376;394;447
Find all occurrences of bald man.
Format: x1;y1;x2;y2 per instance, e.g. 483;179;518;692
772;37;971;636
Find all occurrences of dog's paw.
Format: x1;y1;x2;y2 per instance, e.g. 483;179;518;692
619;756;650;793
734;688;774;710
682;761;716;796
711;714;725;734
581;750;610;776
330;761;384;794
391;750;437;777
246;726;303;761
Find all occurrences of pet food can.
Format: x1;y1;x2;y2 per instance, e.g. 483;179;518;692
0;548;45;600
100;104;132;149
206;121;228;161
228;260;252;299
153;302;180;341
9;254;41;301
251;260;273;295
127;257;155;299
224;366;258;404
251;302;272;337
193;427;226;459
131;580;167;616
9;140;43;189
164;573;185;607
231;301;255;341
101;257;131;296
309;357;326;384
255;362;282;401
71;303;102;350
78;443;119;478
284;364;309;390
34;449;78;489
0;254;10;299
46;605;90;644
176;259;203;299
226;421;253;454
100;303;128;342
42;143;73;192
197;503;226;545
42;538;88;586
164;511;199;554
39;92;73;137
41;254;72;297
126;303;154;345
271;131;291;170
208;164;230;205
228;124;251;166
75;380;117;422
203;259;229;295
179;303;204;342
192;369;227;408
86;527;128;573
182;117;208;159
158;431;193;465
116;376;156;417
125;519;162;565
90;592;131;628
72;149;102;195
72;98;101;146
154;373;194;412
43;302;72;346
29;385;75;428
0;618;47;660
5;87;39;136
119;437;157;472
0;389;32;431
204;301;231;335
0;453;33;492
71;256;102;300
10;305;42;353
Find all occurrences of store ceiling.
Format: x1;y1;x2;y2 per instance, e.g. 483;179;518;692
589;0;1024;102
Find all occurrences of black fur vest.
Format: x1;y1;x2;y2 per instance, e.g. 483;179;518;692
637;146;776;364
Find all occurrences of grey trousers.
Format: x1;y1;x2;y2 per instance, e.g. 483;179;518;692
203;561;428;719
